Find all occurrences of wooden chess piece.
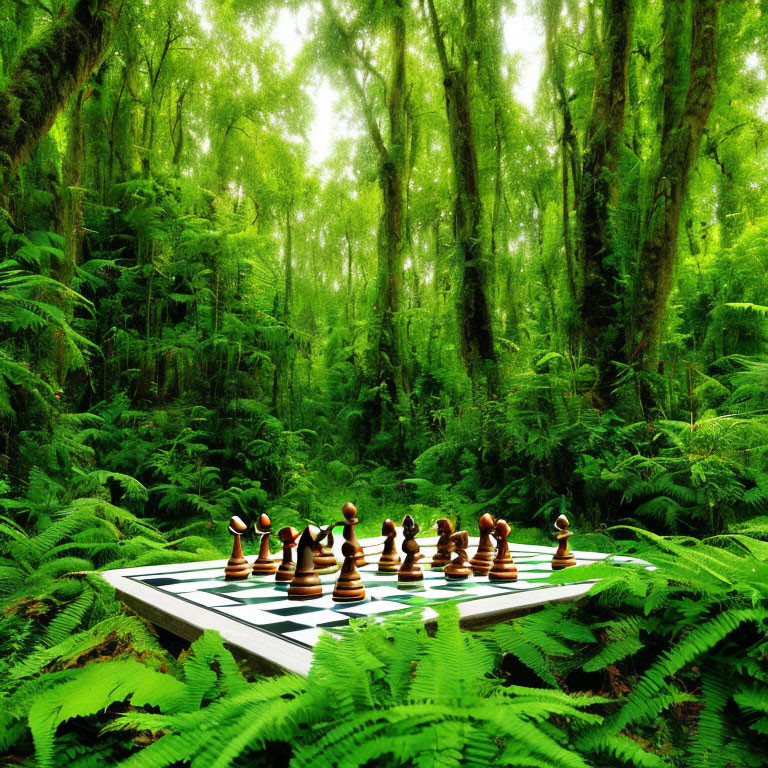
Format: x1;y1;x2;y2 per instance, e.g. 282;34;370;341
312;524;338;569
431;518;454;569
377;518;401;572
288;526;323;599
551;514;577;570
470;513;496;575
224;515;251;580
444;530;471;580
251;513;278;575
333;512;366;602
340;502;367;567
398;514;423;583
488;519;518;581
275;526;300;582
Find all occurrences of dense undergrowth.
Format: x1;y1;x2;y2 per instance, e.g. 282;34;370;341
3;0;768;765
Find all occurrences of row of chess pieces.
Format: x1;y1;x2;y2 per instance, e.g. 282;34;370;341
225;503;578;603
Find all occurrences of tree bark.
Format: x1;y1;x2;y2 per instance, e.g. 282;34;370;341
630;0;721;363
0;0;121;183
575;0;633;401
426;0;497;394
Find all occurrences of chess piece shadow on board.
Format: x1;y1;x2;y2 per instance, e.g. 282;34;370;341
431;518;454;569
398;514;423;583
488;519;518;581
333;508;366;602
252;513;278;575
551;514;577;570
470;513;495;575
444;530;471;580
224;515;251;580
377;518;401;573
288;526;323;599
275;526;300;583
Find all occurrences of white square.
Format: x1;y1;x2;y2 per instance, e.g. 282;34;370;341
184;590;240;607
163;568;227;581
282;627;324;646
224;586;289;599
366;586;405;599
217;605;286;624
289;609;348;627
339;600;407;616
162;580;227;593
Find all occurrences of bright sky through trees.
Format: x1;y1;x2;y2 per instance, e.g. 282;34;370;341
271;2;545;166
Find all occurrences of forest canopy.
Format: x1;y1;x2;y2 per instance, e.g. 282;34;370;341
1;0;768;765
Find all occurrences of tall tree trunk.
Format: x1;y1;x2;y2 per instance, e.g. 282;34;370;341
426;0;497;395
345;222;354;324
0;0;120;185
576;0;633;402
630;0;721;364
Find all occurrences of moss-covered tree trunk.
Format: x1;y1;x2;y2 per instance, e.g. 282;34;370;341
630;0;721;364
575;0;633;403
0;0;120;184
426;0;498;396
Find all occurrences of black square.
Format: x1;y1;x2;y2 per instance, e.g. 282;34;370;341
262;621;313;635
269;606;324;616
140;578;179;586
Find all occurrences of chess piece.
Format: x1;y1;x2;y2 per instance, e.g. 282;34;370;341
251;513;278;575
444;530;471;580
224;515;251;580
377;518;401;572
470;513;496;575
340;502;367;567
333;511;366;602
288;526;323;599
551;514;577;570
398;514;423;583
431;518;454;569
312;524;338;569
275;526;300;582
488;519;518;581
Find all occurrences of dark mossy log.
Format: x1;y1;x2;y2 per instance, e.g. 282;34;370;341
0;0;121;181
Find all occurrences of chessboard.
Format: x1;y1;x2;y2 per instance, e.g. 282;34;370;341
101;529;649;676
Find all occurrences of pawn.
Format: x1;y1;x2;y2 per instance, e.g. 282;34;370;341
552;514;577;570
444;530;471;580
431;518;454;569
398;514;423;583
224;515;251;580
377;518;401;573
488;519;518;581
312;525;338;569
275;526;300;582
333;515;366;602
341;502;367;567
288;526;323;599
470;513;496;575
251;513;278;575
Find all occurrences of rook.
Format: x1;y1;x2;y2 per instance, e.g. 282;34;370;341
377;518;401;572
